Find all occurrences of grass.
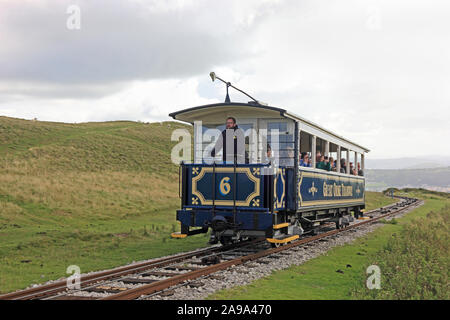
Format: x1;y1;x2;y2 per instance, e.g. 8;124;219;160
208;189;449;300
364;191;398;211
352;195;449;299
0;117;205;293
0;116;431;296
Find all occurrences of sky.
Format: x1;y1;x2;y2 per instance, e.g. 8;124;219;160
0;0;449;159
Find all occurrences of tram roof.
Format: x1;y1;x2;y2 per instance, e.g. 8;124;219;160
169;102;370;153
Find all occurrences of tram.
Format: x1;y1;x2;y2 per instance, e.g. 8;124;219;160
170;73;369;246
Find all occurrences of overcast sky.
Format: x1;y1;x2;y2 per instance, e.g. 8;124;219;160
0;0;449;159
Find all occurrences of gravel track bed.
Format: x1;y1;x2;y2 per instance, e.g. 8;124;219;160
24;245;220;291
145;203;422;300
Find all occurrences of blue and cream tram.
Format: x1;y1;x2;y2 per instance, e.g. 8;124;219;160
170;81;369;246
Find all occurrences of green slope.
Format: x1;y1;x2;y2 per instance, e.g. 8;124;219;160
0;116;402;294
0;116;204;293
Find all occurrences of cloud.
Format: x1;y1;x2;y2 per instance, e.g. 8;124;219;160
0;81;126;99
0;77;216;123
0;0;449;158
207;0;450;158
0;0;279;86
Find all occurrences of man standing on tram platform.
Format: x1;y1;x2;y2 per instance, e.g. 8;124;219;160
211;117;245;164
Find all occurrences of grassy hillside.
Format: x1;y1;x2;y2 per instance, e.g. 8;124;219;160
0;116;400;294
0;116;206;293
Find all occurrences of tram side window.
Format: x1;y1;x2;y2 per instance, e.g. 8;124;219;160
299;131;312;167
328;142;338;172
315;137;332;171
267;122;294;167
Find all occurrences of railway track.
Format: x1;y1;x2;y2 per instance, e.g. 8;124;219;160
0;239;260;300
0;196;422;300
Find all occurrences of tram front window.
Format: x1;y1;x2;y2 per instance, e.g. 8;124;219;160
198;122;255;164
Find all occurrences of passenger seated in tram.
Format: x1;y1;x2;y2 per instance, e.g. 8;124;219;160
315;151;321;164
267;144;272;158
340;158;347;173
263;144;275;164
316;153;326;170
210;117;245;164
349;162;357;175
357;162;364;176
280;147;295;167
328;156;335;172
330;159;336;172
299;152;311;167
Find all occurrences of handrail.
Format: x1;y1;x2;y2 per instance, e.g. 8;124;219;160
212;162;216;217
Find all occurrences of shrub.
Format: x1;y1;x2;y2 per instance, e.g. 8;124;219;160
352;206;449;299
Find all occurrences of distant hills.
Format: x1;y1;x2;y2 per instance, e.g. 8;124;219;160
366;167;450;192
366;156;450;170
365;156;450;192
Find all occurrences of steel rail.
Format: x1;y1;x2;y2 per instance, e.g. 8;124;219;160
0;239;260;300
102;197;422;300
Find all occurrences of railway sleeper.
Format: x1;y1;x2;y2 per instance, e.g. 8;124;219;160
121;278;159;285
89;286;129;294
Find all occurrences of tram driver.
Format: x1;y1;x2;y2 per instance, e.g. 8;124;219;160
211;117;245;164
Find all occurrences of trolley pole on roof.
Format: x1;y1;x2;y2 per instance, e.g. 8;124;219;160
209;72;265;105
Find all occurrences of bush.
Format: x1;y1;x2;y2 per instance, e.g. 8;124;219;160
352;206;449;299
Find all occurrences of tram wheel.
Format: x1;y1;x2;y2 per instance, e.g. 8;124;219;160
219;236;233;246
271;242;282;248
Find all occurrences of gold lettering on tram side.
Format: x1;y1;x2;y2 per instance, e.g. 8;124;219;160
333;183;341;197
323;182;333;197
341;183;353;197
322;182;354;197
